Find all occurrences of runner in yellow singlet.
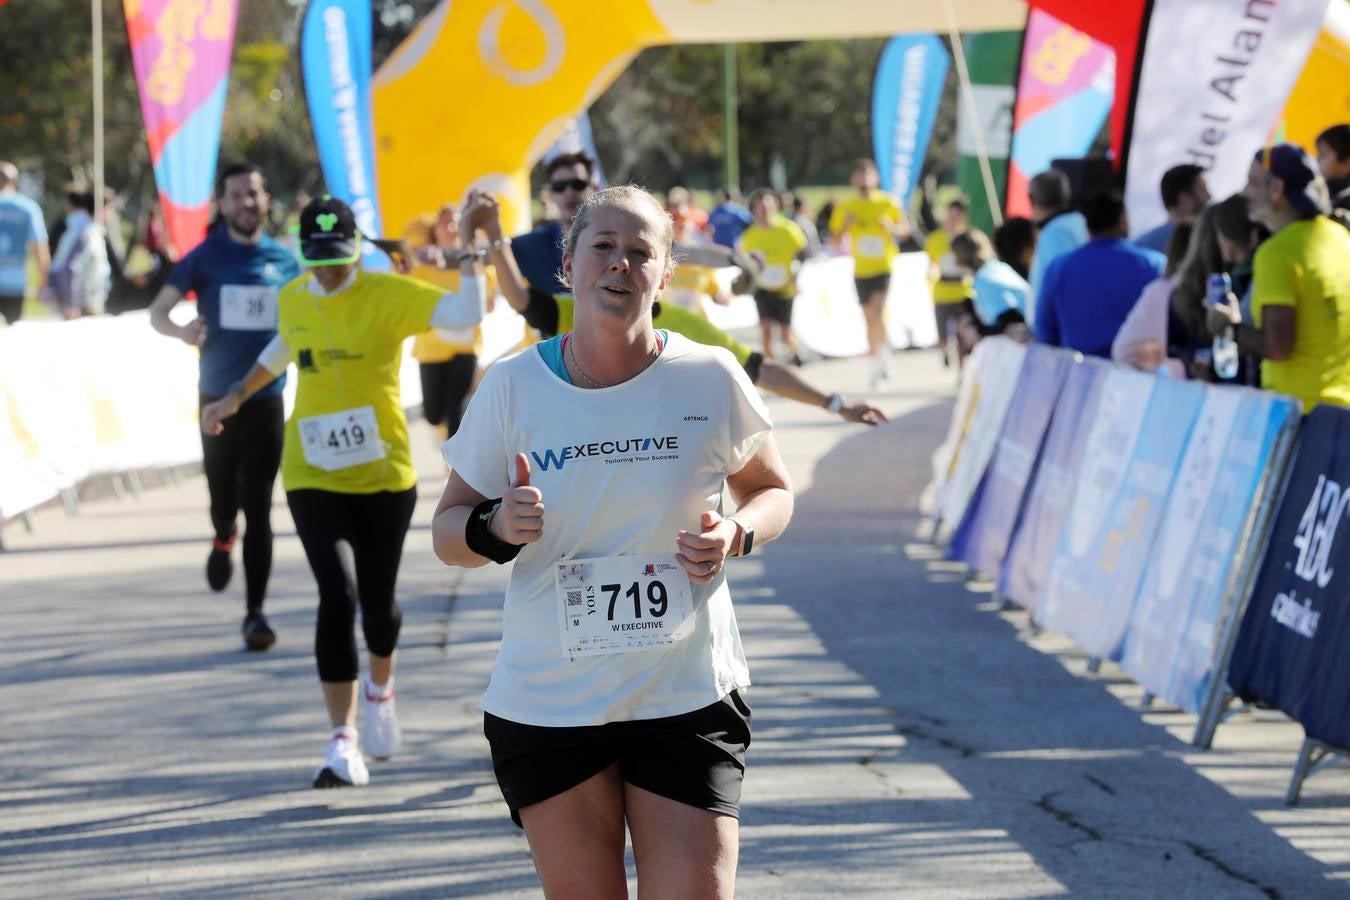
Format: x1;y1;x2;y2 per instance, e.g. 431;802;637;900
738;189;809;364
829;159;909;386
200;196;487;789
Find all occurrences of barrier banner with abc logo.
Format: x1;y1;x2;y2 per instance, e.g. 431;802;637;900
1229;405;1350;752
1120;388;1300;712
1035;374;1204;660
997;358;1108;608
948;343;1074;577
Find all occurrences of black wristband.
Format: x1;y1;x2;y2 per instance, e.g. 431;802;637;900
464;497;524;564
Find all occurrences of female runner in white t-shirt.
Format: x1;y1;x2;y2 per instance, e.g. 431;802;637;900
432;185;793;898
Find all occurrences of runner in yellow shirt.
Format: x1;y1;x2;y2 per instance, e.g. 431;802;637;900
924;199;975;367
663;261;726;317
829;159;909;386
405;203;500;445
739;189;809;364
201;196;487;789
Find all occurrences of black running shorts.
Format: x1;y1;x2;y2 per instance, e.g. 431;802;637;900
484;690;752;828
854;273;890;305
753;290;794;326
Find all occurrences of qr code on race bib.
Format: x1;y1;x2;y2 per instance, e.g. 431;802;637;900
567;590;582;607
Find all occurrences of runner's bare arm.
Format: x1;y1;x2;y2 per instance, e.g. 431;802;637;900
757;360;887;425
434;453;542;567
148;283;205;344
463;192;530;314
725;434;793;545
433;472;493;568
676;435;793;583
34;240;50;285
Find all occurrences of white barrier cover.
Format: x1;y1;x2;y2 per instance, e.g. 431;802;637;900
0;304;520;520
1036;373;1208;660
935;337;1028;531
1030;366;1154;628
1121;387;1298;712
928;338;987;514
791;252;938;356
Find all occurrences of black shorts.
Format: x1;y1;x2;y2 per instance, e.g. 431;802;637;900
484;690;752;828
0;293;23;325
753;290;794;326
854;274;890;305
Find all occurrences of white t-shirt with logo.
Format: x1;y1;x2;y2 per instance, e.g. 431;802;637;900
445;332;772;726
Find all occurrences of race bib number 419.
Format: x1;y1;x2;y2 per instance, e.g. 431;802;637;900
298;406;384;471
556;555;695;657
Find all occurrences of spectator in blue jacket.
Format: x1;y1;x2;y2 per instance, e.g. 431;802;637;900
1035;191;1165;358
706;188;754;248
1027;168;1088;326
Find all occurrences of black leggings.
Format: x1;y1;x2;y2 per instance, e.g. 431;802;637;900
200;392;284;612
419;354;477;435
286;487;418;683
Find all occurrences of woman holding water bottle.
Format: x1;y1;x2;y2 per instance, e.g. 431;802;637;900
201;196;487;789
432;185;793;898
1170;195;1261;381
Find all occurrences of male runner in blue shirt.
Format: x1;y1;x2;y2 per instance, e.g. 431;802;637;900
149;163;301;651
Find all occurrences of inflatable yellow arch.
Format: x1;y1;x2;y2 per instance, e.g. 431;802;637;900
371;0;1027;236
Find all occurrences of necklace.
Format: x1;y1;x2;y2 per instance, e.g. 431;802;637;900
566;333;660;389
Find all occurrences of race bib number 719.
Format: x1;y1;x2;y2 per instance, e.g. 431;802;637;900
556;555;695;657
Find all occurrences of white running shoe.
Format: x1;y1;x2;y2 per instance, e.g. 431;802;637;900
313;732;369;788
361;676;401;761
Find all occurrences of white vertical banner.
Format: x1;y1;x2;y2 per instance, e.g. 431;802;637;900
1124;0;1330;235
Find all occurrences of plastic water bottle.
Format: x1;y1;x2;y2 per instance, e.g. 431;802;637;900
1208;273;1239;380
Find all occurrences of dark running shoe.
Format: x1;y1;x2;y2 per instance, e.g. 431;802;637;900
206;527;237;592
242;611;277;652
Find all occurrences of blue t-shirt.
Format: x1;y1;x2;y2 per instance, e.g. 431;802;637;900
1134;221;1175;255
0;192;48;296
511;221;567;294
1034;237;1165;359
707;203;753;248
972;260;1030;326
168;229;301;399
1029;210;1088;325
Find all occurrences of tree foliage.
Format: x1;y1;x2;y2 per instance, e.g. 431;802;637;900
3;1;960;224
591;40;898;192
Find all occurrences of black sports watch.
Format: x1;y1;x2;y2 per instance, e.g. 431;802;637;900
731;518;755;557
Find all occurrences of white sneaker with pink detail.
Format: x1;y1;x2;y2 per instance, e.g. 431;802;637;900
361;674;401;761
313;729;369;788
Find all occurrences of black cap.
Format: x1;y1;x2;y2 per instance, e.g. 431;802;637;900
298;195;360;266
1254;144;1330;217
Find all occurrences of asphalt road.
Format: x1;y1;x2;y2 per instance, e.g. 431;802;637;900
2;350;1347;898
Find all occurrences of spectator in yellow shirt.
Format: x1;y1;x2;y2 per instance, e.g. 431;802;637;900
1208;144;1350;412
